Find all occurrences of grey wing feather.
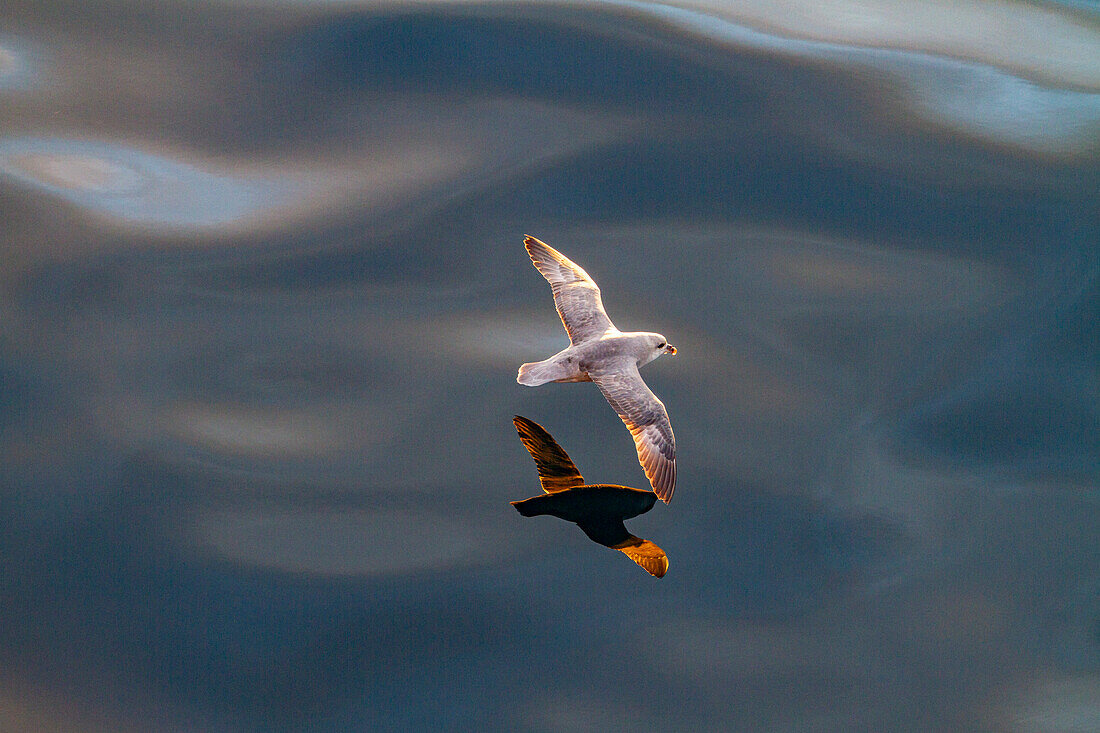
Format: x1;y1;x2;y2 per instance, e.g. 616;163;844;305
524;236;616;344
590;358;677;503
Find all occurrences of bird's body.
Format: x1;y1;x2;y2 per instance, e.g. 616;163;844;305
516;331;668;386
511;484;658;524
509;416;669;578
517;236;679;502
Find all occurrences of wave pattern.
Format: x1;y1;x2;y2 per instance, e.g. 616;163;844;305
0;2;1096;731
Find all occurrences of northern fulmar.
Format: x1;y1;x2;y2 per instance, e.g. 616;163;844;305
510;416;669;578
517;236;678;503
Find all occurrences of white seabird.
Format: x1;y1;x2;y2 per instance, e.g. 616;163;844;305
517;236;678;503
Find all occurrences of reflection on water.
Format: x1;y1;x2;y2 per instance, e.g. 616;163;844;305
510;416;669;577
1;0;1097;730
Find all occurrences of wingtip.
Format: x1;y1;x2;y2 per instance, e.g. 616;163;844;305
524;235;556;257
523;236;544;258
648;460;676;503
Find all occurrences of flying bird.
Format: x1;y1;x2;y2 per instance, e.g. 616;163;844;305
509;415;669;578
517;236;678;502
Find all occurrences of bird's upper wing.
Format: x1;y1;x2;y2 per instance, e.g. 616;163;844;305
589;358;677;503
613;536;669;578
524;236;616;344
513;415;585;493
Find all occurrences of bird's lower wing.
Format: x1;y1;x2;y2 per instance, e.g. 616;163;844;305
578;519;669;578
524;236;616;344
613;536;669;578
590;359;677;503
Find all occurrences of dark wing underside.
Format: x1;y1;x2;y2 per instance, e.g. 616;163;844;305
578;520;668;578
576;517;632;548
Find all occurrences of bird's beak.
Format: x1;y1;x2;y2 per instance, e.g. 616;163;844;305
667;345;677;355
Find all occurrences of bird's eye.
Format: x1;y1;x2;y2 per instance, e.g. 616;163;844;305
658;341;665;348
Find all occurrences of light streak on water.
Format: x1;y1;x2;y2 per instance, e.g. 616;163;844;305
0;137;294;229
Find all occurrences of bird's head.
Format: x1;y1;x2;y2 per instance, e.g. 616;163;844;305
643;333;677;362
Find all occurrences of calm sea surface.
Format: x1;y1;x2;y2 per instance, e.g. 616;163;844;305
1;1;1098;730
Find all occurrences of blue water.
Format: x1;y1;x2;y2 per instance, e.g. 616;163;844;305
1;1;1098;731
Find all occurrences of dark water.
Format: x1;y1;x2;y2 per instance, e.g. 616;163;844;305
2;1;1098;730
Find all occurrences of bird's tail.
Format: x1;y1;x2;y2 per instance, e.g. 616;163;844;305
517;360;562;386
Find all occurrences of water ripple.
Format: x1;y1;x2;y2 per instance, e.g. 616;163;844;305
612;0;1100;154
0;137;292;229
0;36;43;91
